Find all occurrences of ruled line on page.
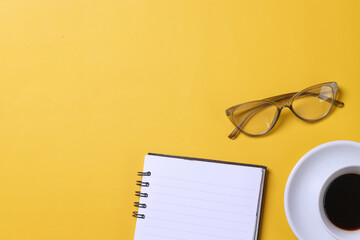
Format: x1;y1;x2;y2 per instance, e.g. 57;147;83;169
152;175;256;191
153;183;253;199
150;216;249;233
147;233;188;240
149;208;251;225
146;225;245;240
151;191;252;208
150;200;252;216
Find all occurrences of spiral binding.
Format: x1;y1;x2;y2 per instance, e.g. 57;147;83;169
135;191;148;197
138;171;151;176
134;202;147;208
132;211;145;219
136;181;150;187
133;171;151;219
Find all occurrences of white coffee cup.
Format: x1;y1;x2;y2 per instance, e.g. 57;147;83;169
318;166;360;240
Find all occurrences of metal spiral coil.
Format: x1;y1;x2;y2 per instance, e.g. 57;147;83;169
137;171;151;176
136;181;150;187
133;170;151;219
134;202;147;208
135;191;148;197
132;211;145;219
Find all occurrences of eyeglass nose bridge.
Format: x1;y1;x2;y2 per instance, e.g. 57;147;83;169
274;104;296;120
280;104;292;110
273;100;292;110
278;104;298;117
277;104;301;121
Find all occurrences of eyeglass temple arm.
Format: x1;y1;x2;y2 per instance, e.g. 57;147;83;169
300;92;344;108
228;92;344;139
333;99;344;108
264;92;344;108
228;127;241;139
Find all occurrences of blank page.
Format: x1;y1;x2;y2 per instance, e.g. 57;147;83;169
134;154;266;240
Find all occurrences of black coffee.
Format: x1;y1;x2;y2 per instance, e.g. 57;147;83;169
324;173;360;231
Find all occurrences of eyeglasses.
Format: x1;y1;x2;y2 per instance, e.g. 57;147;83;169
226;82;344;139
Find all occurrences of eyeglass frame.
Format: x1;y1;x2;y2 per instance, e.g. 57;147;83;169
225;82;344;139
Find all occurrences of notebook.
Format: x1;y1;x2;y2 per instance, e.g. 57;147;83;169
133;153;267;240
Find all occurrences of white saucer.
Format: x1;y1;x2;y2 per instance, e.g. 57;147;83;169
284;140;360;240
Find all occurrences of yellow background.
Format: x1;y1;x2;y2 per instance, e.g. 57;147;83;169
0;1;359;239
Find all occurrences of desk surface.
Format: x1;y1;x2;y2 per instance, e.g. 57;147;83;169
0;1;359;239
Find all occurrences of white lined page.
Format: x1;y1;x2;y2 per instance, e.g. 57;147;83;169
134;155;265;240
